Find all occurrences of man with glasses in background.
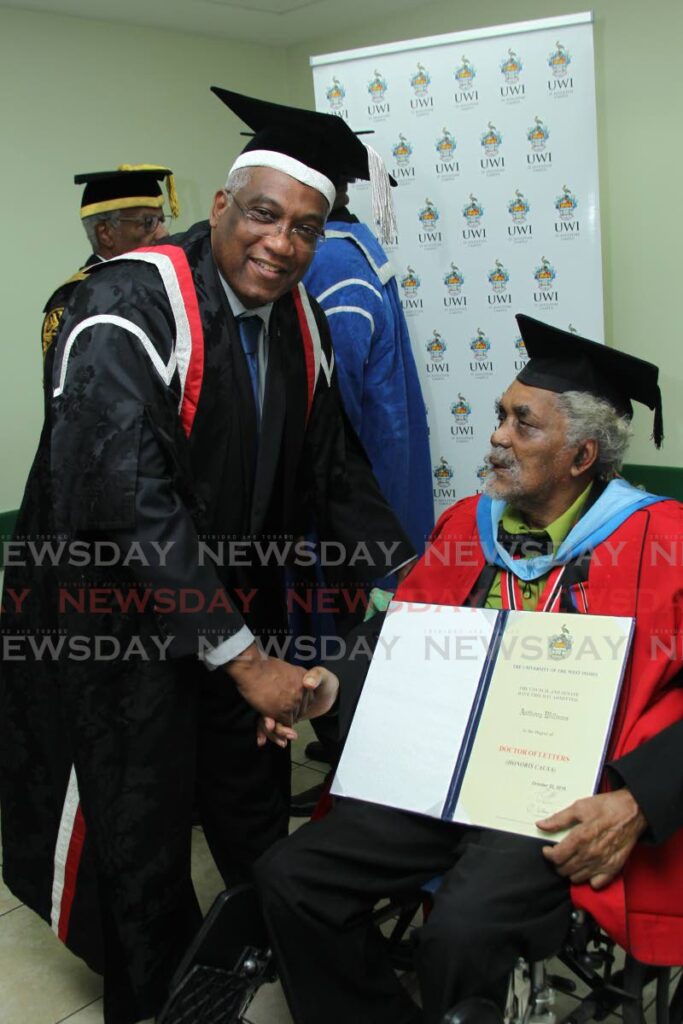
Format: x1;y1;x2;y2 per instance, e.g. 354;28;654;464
40;164;178;369
1;90;414;1024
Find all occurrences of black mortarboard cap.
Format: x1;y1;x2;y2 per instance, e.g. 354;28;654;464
75;165;179;219
516;314;664;448
211;86;397;239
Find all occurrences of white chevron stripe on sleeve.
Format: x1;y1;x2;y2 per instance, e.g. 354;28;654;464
117;251;192;409
325;305;375;335
316;278;382;304
53;314;177;398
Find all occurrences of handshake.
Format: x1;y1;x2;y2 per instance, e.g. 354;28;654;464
225;643;339;747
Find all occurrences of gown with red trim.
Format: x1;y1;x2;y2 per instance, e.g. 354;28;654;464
0;220;414;1017
394;493;683;965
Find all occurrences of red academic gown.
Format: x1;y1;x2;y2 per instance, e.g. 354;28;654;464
396;494;683;965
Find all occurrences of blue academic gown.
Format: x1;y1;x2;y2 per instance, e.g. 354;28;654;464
305;217;433;552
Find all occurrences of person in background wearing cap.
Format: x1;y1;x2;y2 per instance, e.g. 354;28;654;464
0;90;414;1024
40;165;177;368
255;314;683;1024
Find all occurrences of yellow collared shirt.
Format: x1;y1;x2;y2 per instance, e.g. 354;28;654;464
485;483;593;611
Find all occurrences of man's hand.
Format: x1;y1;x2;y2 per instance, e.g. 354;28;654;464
298;666;340;721
257;667;340;748
256;717;298;749
226;644;306;722
537;789;647;890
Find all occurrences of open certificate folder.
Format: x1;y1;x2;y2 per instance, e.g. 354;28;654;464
331;603;634;839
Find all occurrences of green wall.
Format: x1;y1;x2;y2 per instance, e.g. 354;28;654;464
0;7;289;512
2;0;681;516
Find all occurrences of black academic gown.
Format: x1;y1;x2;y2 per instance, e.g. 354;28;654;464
0;220;413;1022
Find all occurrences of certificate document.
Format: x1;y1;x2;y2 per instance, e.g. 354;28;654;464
331;602;634;839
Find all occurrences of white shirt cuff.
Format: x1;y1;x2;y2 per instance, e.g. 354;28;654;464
201;625;255;670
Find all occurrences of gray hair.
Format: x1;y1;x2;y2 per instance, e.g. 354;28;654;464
225;167;253;195
81;211;121;252
556;390;632;479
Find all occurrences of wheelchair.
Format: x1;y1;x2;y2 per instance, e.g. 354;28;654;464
502;910;683;1024
157;884;276;1024
379;877;683;1024
159;882;683;1024
443;907;683;1024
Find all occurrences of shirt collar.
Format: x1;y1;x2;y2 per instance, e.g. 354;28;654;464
218;272;273;330
502;482;594;557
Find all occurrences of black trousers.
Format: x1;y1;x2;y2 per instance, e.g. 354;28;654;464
197;671;290;888
99;672;290;1024
256;798;572;1024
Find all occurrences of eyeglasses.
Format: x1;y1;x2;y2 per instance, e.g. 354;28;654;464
226;190;325;251
115;213;170;233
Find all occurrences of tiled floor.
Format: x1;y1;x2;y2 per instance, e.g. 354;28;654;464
1;719;680;1023
0;721;325;1024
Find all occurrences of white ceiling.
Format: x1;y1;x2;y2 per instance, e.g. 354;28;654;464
0;0;420;47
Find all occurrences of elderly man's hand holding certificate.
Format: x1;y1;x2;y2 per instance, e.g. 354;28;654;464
330;601;633;841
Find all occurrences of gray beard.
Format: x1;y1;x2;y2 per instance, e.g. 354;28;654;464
483;447;523;502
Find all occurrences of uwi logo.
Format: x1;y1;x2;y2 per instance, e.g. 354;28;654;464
514;335;528;358
476;463;490;485
443;263;464;294
527;116;550;150
436;128;456;159
555;185;578;219
462;194;484;225
501;48;523;82
548;625;573;660
400;266;421;295
488;260;509;291
433;457;454;485
326;77;346;109
481;122;502;156
392;134;412;166
419;198;439;228
528;115;548;150
451;394;472;423
426;330;447;360
410;63;431;95
454;56;476;87
548;42;571;76
534;257;556;287
508;190;530;222
368;70;388;102
470;328;490;359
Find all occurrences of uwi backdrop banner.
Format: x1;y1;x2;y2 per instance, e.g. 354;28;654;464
311;13;604;515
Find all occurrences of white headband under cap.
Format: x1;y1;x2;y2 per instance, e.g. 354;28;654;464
227;150;336;208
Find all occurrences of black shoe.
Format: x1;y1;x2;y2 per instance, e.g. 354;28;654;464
304;740;334;764
289;781;326;817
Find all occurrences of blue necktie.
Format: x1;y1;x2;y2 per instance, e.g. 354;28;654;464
237;314;261;421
